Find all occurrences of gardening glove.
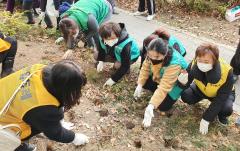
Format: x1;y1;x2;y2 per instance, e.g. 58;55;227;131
60;119;75;130
97;61;104;72
77;40;85;48
54;10;59;17
62;49;73;59
199;119;209;135
72;133;89;146
38;11;45;20
55;37;64;44
103;78;116;87
134;84;143;99
178;72;188;85
142;104;154;127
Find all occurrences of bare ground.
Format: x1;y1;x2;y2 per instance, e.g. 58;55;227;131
1;1;240;150
13;39;240;151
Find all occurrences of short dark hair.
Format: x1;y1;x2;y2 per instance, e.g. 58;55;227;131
147;38;173;66
153;28;170;41
143;34;159;47
99;22;121;39
42;60;87;111
195;43;219;65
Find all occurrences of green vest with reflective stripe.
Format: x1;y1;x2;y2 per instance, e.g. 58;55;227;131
62;0;109;31
100;37;140;62
151;50;188;100
168;36;186;56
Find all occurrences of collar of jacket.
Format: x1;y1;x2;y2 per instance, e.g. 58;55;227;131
191;61;221;84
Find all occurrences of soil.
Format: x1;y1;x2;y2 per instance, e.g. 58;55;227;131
1;1;240;150
15;39;240;151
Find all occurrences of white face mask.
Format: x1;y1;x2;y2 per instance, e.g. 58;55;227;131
104;38;118;47
197;62;213;72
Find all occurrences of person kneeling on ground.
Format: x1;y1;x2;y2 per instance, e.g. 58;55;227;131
0;60;89;151
134;38;188;127
57;0;112;59
178;43;235;135
0;32;17;78
95;22;140;86
140;28;186;68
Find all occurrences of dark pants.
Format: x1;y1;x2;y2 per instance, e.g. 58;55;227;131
0;37;17;78
143;77;177;111
181;84;235;119
6;0;15;13
138;0;156;15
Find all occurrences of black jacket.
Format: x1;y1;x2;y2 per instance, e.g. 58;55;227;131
23;106;75;143
97;23;135;82
179;61;234;122
230;40;240;75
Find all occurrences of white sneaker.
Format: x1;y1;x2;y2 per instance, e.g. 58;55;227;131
146;14;156;21
133;11;145;16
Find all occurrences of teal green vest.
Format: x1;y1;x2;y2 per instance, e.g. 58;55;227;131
100;37;140;62
62;0;109;31
168;36;186;56
151;50;188;100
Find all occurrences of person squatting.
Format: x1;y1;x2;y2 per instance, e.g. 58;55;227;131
0;0;239;150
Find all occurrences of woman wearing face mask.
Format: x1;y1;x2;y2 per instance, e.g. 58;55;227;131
178;43;235;135
134;38;188;128
0;60;89;151
58;0;112;50
95;22;140;86
140;28;186;68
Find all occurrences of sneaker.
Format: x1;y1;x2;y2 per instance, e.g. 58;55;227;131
15;143;37;151
133;11;145;16
218;116;229;126
146;14;156;21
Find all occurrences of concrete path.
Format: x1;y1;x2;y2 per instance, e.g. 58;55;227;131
111;8;240;114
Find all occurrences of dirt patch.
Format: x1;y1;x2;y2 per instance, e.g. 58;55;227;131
12;39;240;151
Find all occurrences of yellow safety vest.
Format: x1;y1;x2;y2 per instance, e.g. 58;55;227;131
0;64;60;140
194;59;232;98
0;38;11;52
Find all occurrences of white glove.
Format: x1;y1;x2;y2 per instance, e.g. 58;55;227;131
55;37;64;44
142;104;155;127
103;78;116;87
178;72;188;85
62;49;73;59
77;41;85;48
54;10;59;17
199;119;209;135
134;84;143;99
39;12;45;20
72;133;89;146
97;61;104;72
60;119;75;130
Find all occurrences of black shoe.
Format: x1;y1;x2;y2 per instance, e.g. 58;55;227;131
1;69;13;78
15;143;36;151
218;116;229;125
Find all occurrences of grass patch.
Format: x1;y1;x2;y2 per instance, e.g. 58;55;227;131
192;138;207;148
0;11;60;40
217;144;240;151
